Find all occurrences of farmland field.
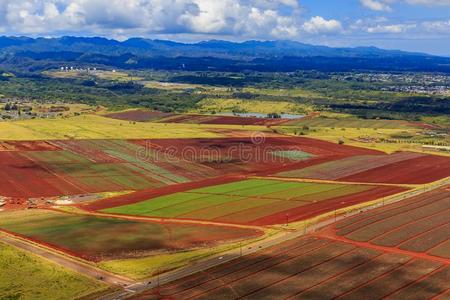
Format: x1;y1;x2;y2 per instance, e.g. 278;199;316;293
130;236;449;300
106;109;290;126
277;152;450;184
283;116;422;129
0;136;385;199
0;210;262;261
0;241;107;300
0;114;270;140
334;187;450;259
101;179;406;226
191;98;312;115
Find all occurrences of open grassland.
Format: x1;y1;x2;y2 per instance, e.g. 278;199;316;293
0;241;107;300
277;152;450;184
0;114;269;140
103;179;405;226
105;109;291;126
242;87;323;98
283;116;418;129
192;98;313;114
130;235;449;300
277;125;447;154
0;210;261;261
98;232;270;280
335;187;450;259
143;81;215;91
95;71;144;82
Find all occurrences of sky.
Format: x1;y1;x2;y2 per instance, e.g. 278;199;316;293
0;0;449;55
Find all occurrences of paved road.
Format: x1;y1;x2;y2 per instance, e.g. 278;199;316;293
3;176;448;300
0;233;133;286
102;176;450;300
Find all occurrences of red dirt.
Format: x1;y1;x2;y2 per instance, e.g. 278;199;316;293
80;174;247;211
130;234;447;300
335;188;444;230
0;141;61;151
332;187;450;261
131;136;382;175
105;110;292;126
0;151;86;198
339;155;450;184
249;186;407;226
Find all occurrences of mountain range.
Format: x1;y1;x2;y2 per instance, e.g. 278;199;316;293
1;36;449;73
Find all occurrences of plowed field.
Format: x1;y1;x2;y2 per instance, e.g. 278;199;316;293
101;179;405;226
334;187;450;259
0;210;262;262
129;236;449;300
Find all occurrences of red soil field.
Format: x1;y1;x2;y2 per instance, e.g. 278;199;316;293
130;236;448;300
0;151;86;198
132;136;382;175
0;141;61;151
249;185;406;226
80;174;246;211
333;188;450;260
106;109;295;126
339;154;450;184
0;136;377;199
0;209;263;262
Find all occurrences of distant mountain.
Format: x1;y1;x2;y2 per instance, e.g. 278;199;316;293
0;36;430;59
1;36;449;73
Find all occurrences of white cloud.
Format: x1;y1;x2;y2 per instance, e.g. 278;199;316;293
422;19;450;32
367;23;416;33
360;0;450;12
0;0;309;39
360;0;392;11
302;16;342;34
405;0;450;5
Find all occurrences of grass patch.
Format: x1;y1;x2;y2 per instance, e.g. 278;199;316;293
0;114;268;140
192;98;312;114
0;241;107;300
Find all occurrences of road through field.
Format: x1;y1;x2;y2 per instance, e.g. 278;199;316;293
0;232;133;286
101;176;450;300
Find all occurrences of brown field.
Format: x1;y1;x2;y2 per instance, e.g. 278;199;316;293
334;187;450;260
130;235;449;300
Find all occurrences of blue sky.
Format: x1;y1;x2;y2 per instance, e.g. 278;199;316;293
0;0;449;55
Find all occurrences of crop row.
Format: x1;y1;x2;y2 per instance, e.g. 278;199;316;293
0;209;261;262
103;179;404;226
277;152;450;184
335;188;450;259
131;236;448;300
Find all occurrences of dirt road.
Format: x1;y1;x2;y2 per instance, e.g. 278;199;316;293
0;233;133;286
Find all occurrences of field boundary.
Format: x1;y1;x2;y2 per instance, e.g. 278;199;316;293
0;231;134;286
253;176;417;188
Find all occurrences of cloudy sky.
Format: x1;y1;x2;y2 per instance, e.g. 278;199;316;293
0;0;449;55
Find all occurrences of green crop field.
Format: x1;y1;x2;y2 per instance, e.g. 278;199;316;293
104;179;375;225
0;210;260;261
0;241;107;300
